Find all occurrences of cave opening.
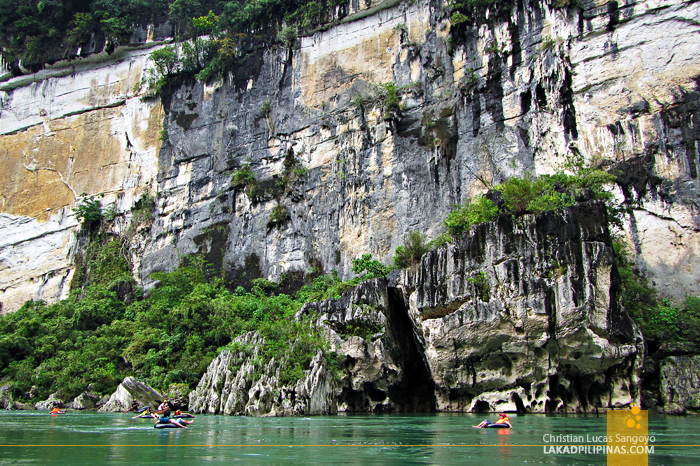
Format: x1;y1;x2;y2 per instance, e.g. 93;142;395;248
386;286;436;412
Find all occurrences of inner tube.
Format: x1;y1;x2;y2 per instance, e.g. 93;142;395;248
173;414;195;419
154;422;183;429
485;423;510;428
132;413;153;419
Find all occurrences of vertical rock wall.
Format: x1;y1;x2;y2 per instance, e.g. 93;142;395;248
0;47;165;312
402;201;642;412
0;0;697;348
139;0;700;305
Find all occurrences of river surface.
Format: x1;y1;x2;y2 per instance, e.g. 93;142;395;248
0;411;698;465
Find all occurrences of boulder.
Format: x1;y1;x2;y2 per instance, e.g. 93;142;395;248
35;392;68;410
11;402;36;410
98;377;163;412
166;384;191;411
72;391;102;410
660;356;700;414
0;383;12;409
94;395;110;410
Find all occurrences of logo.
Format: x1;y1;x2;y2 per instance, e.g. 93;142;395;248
607;404;652;465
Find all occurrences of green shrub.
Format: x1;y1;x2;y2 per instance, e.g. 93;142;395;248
463;0;497;9
334;321;384;341
131;192;156;226
297;271;351;302
444;196;498;236
429;232;452;249
267;204;290;229
451;12;469;25
73;196;103;226
192;11;218;36
151;45;180;77
443;170;617;239
394;231;430;268
527;189;575;214
293;166;309;178
382;82;401;118
498;177;542;215
553;0;577;8
495;170;616;216
251;278;280;296
232;164;257;191
468;271;490;302
352;254;392;279
540;36;557;52
181;38;216;73
277;25;298;45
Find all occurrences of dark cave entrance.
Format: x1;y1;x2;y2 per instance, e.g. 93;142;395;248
385;286;437;412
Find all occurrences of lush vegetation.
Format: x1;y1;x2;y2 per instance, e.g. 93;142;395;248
0;189;391;404
442;169;615;237
391;169;616;269
615;241;700;352
73;196;104;232
267;203;290;229
1;0;346;74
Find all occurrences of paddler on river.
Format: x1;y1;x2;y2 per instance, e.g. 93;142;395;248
50;407;66;414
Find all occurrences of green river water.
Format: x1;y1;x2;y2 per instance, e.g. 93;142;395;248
0;411;698;465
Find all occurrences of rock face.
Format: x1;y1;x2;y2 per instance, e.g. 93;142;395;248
191;203;641;415
2;0;700;313
402;202;643;412
190;277;435;415
189;332;336;416
0;44;164;313
298;278;436;412
98;376;163;412
659;356;700;414
1;0;698;414
136;0;700;303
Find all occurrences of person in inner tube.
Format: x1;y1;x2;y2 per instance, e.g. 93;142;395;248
154;401;193;428
155;408;193;428
151;400;171;419
473;413;513;428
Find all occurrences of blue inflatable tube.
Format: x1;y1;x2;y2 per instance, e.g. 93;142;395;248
154;422;183;429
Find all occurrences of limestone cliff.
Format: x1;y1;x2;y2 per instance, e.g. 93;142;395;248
2;0;699;312
402;201;642;412
190;203;642;414
0;46;165;311
1;0;699;413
